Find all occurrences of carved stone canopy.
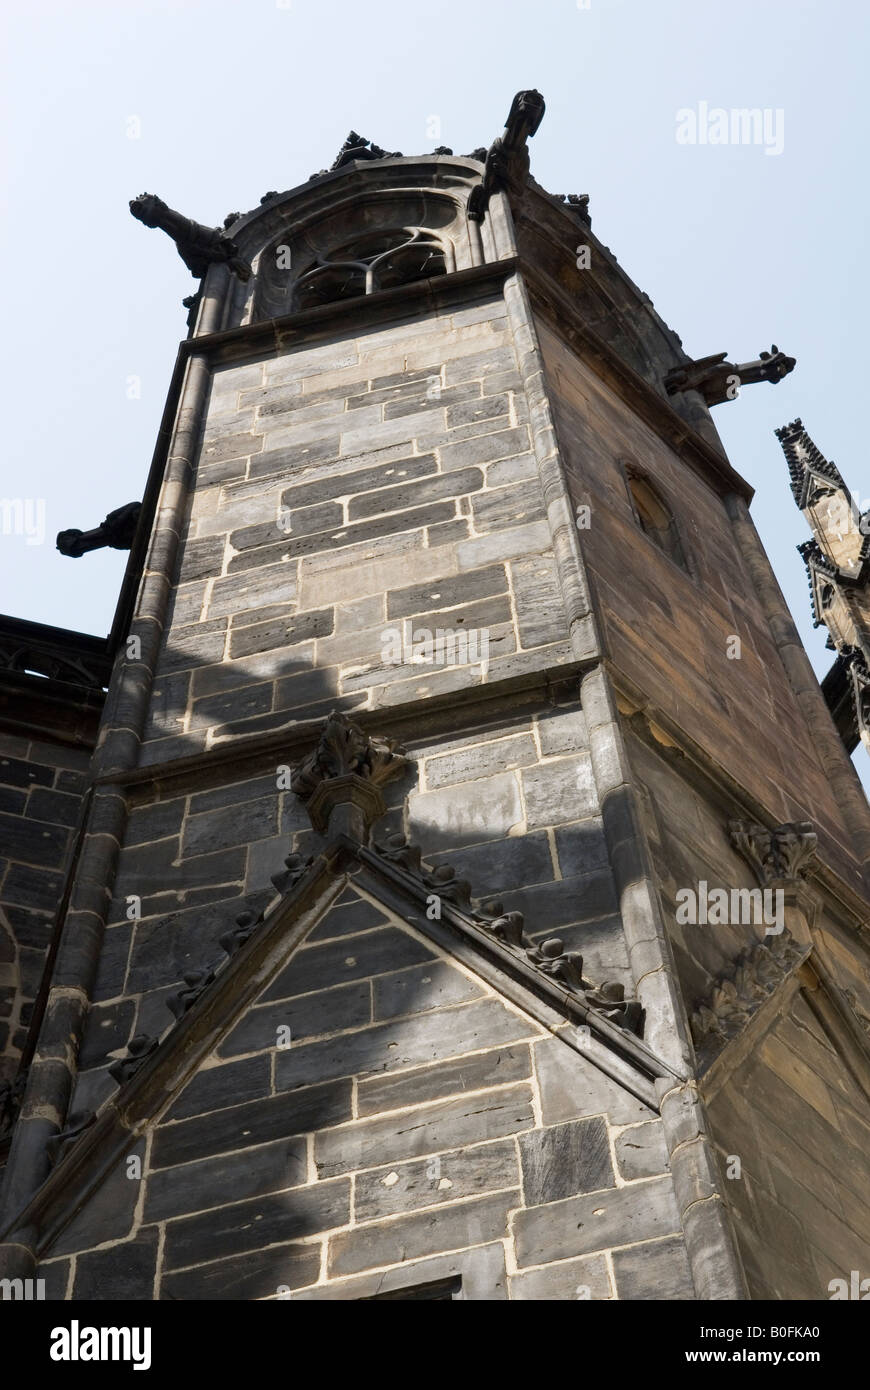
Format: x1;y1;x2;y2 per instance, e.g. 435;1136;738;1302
291;711;409;839
729;820;818;887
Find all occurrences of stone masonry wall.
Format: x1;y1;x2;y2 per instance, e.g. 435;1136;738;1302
67;702;631;1128
40;894;693;1301
704;990;870;1300
537;318;863;894
141;287;573;766
0;730;89;1080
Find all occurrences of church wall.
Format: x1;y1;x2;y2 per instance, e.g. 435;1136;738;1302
703;991;870;1301
67;701;632;1132
0;730;89;1080
40;899;692;1301
536;321;864;897
139;285;576;769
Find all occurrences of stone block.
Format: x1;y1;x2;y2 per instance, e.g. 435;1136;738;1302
519;1117;614;1205
144;1136;308;1222
509;1252;612;1301
408;772;523;852
356;1045;532;1117
372;961;484;1020
163;1178;351;1270
424;734;537;789
355;1138;519;1223
614;1122;670;1180
533;1037;656;1126
162;1242;320;1300
439;426;531;474
276;998;537;1092
328;1190;517;1277
153;1080;354;1167
611;1235;695;1300
514;1175;681;1267
521;757;598;828
165;1053;272;1122
219;980;372;1056
263;926;435;1002
73;1227;160;1300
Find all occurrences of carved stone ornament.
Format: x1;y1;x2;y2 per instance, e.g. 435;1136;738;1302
219;907;264;959
468;89;546;222
370;838;644;1035
56;501;142;558
270;853;314;896
665;345;796;406
129;193;252;282
292;712;408;839
166;968;217;1022
108;1033;160;1087
729;820;818;886
691;931;807;1063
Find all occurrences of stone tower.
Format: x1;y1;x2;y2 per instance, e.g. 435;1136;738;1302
1;93;868;1302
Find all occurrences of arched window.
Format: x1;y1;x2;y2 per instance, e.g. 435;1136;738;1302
291;228;447;312
626;471;688;571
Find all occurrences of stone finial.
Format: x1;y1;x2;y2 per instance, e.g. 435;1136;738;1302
291;711;408;840
129;193;252;282
665;345;795;406
729;820;818;886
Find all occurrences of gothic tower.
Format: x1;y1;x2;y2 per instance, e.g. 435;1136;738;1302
1;93;868;1301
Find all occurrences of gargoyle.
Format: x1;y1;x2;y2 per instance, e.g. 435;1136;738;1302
665;345;795;406
468;89;546;222
56;501;142;557
129;193;252;282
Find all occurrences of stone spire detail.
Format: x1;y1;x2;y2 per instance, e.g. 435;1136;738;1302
777;418;870;752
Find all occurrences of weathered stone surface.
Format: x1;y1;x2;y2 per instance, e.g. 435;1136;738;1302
289;1241;507;1300
316;1082;535;1177
357;1045;532;1117
162;1242;321;1300
533;1038;656;1127
515;1175;681;1266
424;733;537;789
408;773;523;852
163;1177;351;1270
72;1227;160;1300
372;961;484;1020
509;1252;612;1301
328;1190;517;1277
263;926;435;1002
51;1142;146;1257
354;1138;518;1221
611;1235;696;1300
145;1137;308;1221
154;1080;353;1167
521;757;598;827
219;980;371;1056
519;1118;614;1205
614;1122;671;1181
165;1054;272;1122
276;999;538;1092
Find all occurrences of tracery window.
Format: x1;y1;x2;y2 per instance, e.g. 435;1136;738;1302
292;228;447;312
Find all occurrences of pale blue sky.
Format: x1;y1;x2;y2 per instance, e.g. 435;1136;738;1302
2;0;867;777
